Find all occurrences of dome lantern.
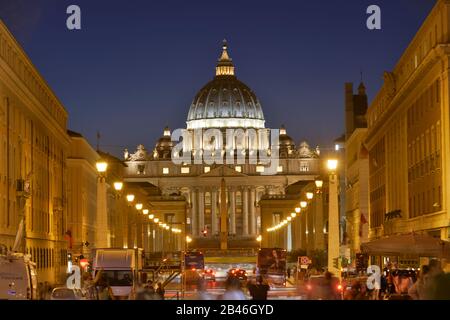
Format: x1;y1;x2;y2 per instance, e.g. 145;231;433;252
216;39;235;77
163;126;171;137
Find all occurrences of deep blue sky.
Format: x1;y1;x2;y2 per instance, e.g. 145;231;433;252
0;0;436;156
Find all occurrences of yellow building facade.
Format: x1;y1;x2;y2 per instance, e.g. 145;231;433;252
0;20;70;284
365;0;450;244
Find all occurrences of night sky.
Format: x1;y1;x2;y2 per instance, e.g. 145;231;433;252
0;0;436;156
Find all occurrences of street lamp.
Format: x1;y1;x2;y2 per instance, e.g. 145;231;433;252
149;214;154;220
154;218;159;223
291;212;297;218
256;235;262;248
96;159;109;248
315;179;323;189
295;207;301;214
135;203;143;211
300;201;307;209
142;209;149;215
96;160;108;174
186;235;192;251
126;194;135;203
306;192;314;200
327;159;340;277
113;181;123;191
327;159;338;172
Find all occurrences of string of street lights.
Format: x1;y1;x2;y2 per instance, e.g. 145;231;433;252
127;194;183;234
96;159;182;236
266;180;323;233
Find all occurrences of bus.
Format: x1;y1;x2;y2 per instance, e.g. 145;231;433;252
257;248;287;287
183;251;204;284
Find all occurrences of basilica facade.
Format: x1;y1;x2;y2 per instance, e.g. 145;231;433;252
123;42;322;249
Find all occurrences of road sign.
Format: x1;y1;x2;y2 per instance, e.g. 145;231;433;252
299;256;311;265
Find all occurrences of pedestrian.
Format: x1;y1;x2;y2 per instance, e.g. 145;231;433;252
431;272;450;300
156;282;165;300
82;272;96;300
135;283;157;300
247;276;270;300
424;259;445;299
408;265;430;300
97;280;115;300
194;279;214;300
322;271;338;300
287;268;291;279
221;277;246;300
343;279;359;300
37;282;44;300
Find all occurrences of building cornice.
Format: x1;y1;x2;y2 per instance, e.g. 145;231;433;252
0;20;69;144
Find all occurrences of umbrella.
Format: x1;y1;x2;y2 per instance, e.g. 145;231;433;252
360;232;450;258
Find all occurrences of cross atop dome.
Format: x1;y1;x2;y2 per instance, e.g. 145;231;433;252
216;39;235;76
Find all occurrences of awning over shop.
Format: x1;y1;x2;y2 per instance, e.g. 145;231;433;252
360;233;450;258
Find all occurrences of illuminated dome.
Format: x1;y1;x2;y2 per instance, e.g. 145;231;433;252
186;40;265;130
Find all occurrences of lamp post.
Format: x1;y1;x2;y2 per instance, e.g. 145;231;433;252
113;181;123;193
256;235;262;249
314;179;324;251
126;194;135;249
96;159;109;248
327;159;340;277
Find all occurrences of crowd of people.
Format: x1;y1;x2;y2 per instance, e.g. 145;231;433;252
342;259;450;300
192;275;270;301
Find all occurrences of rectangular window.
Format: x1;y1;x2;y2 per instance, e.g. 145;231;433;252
235;166;242;173
162;167;169;174
181;167;190;174
277;166;283;173
204;166;210;173
256;166;264;173
300;162;309;172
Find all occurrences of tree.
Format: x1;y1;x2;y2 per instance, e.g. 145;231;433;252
309;250;327;271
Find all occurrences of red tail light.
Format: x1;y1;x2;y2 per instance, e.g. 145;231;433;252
337;284;343;291
306;284;312;290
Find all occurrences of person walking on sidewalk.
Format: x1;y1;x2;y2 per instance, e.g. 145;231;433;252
248;276;270;300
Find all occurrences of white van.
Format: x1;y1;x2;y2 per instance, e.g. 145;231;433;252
0;253;38;300
92;248;143;299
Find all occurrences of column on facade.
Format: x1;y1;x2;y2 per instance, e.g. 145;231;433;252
191;189;198;237
229;188;236;235
198;189;205;235
242;187;249;236
249;188;256;236
211;189;218;236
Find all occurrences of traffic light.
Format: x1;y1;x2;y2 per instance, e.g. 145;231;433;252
333;258;339;269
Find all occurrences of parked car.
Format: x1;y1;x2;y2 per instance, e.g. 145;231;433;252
228;268;248;281
203;268;216;281
50;287;84;300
